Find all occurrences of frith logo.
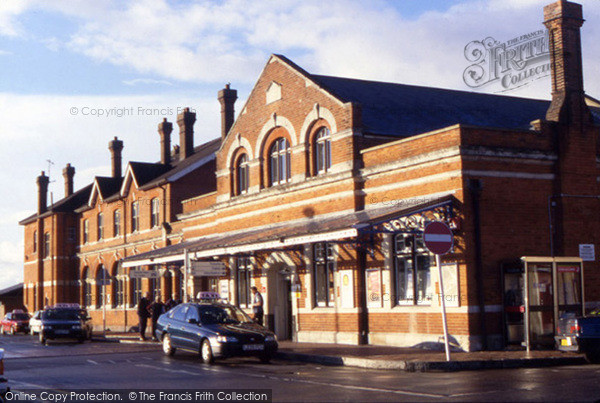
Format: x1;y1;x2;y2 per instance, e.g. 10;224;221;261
463;30;550;92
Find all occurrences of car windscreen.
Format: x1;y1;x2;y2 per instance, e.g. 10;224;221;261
13;313;30;320
199;305;252;325
42;310;80;321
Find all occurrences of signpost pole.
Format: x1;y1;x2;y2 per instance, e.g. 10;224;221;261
423;221;454;362
437;254;451;361
184;249;189;303
102;266;106;337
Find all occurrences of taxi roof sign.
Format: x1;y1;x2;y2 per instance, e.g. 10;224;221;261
52;303;82;309
196;291;220;301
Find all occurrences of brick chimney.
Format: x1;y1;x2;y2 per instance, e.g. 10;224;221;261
158;118;173;165
37;171;49;215
544;0;592;125
218;83;237;140
108;136;124;178
62;163;75;198
177;108;196;161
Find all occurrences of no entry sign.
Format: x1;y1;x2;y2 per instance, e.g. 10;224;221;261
423;221;453;255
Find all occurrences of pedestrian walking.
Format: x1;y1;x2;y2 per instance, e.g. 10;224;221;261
149;296;165;341
251;286;264;326
137;292;151;341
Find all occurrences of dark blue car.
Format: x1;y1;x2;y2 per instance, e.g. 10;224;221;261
155;302;278;364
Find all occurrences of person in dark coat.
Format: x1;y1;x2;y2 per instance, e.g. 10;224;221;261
149;296;165;341
137;292;151;341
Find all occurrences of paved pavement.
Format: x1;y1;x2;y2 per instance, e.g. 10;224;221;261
104;333;588;372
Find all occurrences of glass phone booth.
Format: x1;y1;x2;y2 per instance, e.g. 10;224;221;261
502;257;584;350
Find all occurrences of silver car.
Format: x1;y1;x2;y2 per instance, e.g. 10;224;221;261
29;311;42;335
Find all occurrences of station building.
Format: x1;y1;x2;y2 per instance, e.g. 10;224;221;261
20;0;600;351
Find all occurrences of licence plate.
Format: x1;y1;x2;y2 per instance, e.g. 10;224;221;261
55;330;69;335
561;337;572;346
243;344;264;351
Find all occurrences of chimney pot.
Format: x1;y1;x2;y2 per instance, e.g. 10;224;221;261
36;171;50;215
62;163;75;198
218;84;237;140
108;137;124;178
177;108;196;161
158;118;173;165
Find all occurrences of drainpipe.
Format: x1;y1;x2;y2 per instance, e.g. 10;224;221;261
468;179;487;350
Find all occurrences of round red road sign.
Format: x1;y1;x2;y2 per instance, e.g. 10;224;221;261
423;221;453;255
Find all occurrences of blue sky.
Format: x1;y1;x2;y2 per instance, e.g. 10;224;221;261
1;0;599;290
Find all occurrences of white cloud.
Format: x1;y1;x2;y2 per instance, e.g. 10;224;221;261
122;78;173;86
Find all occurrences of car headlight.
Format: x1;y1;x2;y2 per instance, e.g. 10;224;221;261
72;325;82;330
265;334;277;342
216;335;238;343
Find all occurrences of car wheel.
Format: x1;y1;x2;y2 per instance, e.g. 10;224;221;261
162;334;176;356
39;333;46;345
0;327;4;335
9;327;14;336
201;339;214;364
30;328;35;336
584;344;600;364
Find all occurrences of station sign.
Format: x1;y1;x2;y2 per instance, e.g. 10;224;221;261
190;261;227;277
129;269;160;279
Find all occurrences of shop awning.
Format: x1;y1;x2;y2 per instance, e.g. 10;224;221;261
121;193;456;268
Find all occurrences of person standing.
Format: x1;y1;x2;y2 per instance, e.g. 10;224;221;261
137;292;151;341
149;296;165;341
251;286;264;326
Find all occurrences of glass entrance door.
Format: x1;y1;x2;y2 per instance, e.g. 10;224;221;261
527;263;554;347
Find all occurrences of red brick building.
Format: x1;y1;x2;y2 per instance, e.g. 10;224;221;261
21;0;600;350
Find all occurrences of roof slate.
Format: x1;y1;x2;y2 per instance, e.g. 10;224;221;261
310;74;600;136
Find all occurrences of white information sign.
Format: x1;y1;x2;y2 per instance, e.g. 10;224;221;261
579;244;595;261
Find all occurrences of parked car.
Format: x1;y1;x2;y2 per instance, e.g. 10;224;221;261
155;301;278;364
39;308;92;344
556;310;600;363
29;310;42;335
0;310;30;335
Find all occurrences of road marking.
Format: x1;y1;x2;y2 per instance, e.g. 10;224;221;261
138;362;447;399
87;359;99;365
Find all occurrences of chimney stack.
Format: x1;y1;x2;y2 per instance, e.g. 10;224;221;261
177;108;196;161
63;163;75;198
108;136;124;178
218;83;237;140
37;171;49;215
543;0;592;125
158;118;173;165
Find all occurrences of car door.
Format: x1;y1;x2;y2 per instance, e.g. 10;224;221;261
166;305;188;348
182;305;202;351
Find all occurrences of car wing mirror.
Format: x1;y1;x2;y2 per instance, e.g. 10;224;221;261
187;318;199;325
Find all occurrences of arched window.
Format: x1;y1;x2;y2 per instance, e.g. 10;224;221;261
82;267;92;307
235;154;249;195
269;138;291;186
314;127;331;174
131;201;139;232
112;263;124;308
96;265;109;308
113;209;121;237
97;213;104;241
83;219;89;244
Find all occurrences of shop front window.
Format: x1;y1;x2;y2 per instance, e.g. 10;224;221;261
314;243;335;307
394;234;432;305
237;257;252;307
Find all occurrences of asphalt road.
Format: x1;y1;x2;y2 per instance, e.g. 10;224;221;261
1;334;600;402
